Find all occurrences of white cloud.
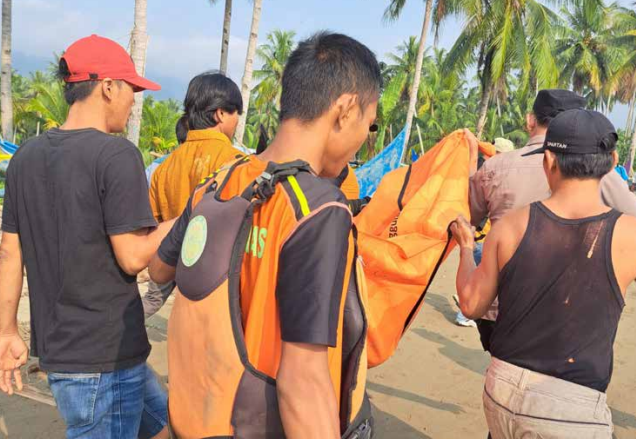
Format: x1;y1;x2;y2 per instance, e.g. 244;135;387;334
145;34;248;84
13;0;130;58
12;0;248;87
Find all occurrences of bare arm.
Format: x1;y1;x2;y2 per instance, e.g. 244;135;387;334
148;202;194;284
109;219;176;276
0;232;28;395
452;215;500;319
277;342;340;439
611;215;636;296
149;254;177;284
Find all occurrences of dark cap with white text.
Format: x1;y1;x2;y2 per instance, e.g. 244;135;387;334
522;109;617;157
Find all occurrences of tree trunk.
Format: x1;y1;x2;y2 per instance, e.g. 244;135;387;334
235;0;262;145
626;92;636;137
219;0;232;74
496;96;504;137
1;0;12;140
403;0;433;149
603;95;612;117
126;0;149;147
627;126;636;178
476;81;493;139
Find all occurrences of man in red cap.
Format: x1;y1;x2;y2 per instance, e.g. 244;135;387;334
0;35;172;439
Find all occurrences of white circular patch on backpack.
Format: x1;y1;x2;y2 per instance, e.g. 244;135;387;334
181;215;207;267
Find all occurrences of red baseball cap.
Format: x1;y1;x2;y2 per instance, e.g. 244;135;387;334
61;34;160;92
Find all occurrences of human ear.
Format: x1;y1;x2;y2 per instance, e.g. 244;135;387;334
526;113;536;132
545;151;558;173
102;78;115;101
335;94;358;130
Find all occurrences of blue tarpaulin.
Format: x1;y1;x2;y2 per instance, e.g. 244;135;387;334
355;127;407;198
0;139;19;156
1;140;19;197
615;165;629;182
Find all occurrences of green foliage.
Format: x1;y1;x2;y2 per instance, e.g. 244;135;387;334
26;80;69;130
555;0;621;112
617;129;631;164
139;96;181;154
243;30;297;148
3;0;636;173
2;70;182;167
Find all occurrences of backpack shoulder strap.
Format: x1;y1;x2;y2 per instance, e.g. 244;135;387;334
191;155;250;209
240;160;312;205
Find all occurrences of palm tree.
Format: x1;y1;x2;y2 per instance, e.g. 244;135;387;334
416;49;466;143
126;0;149;147
235;0;263;145
373;39;420;151
384;36;419;98
383;0;474;145
26;81;69;130
444;0;560;138
13;72;44;142
139;97;181;154
554;0;621;111
209;0;233;74
246;30;295;142
1;0;13;141
252;30;295;111
384;0;435;147
613;6;636;175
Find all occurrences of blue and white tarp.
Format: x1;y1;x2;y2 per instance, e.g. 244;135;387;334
355;127;407;198
1;140;19;183
0;139;19;156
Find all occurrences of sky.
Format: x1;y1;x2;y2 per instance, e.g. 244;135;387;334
8;0;634;128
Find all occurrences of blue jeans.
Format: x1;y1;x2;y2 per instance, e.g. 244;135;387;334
48;362;167;439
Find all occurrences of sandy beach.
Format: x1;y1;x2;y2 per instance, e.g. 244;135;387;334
0;248;634;439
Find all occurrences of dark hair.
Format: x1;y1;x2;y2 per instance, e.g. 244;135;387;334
279;32;382;122
553;152;615;179
58;58;100;105
534;113;554;127
176;71;243;143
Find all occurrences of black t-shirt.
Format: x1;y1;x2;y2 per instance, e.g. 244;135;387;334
158;171;353;347
1;128;157;373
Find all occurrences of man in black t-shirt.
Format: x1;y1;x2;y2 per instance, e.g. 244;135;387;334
0;35;174;439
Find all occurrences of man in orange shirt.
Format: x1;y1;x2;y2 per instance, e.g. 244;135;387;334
149;72;244;222
143;72;243;317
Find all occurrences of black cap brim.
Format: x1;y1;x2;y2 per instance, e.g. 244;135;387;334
521;147;545;157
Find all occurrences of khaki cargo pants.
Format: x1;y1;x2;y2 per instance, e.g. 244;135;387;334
483;358;613;439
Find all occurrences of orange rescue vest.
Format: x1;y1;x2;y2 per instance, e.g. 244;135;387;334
168;158;372;439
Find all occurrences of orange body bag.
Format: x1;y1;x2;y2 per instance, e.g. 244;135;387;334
356;130;472;367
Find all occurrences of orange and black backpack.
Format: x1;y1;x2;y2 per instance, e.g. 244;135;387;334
167;158;372;439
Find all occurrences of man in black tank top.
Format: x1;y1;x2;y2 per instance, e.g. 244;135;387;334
451;109;636;439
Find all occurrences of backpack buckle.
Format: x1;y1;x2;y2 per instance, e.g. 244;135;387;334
254;171;276;201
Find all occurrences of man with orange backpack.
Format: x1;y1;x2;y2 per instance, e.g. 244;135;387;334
150;32;381;439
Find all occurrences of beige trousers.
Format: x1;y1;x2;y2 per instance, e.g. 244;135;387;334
483;358;613;439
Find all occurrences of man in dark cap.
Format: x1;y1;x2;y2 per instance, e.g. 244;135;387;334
452;109;636;438
465;89;636;350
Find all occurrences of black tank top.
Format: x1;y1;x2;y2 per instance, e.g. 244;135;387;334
490;202;625;392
